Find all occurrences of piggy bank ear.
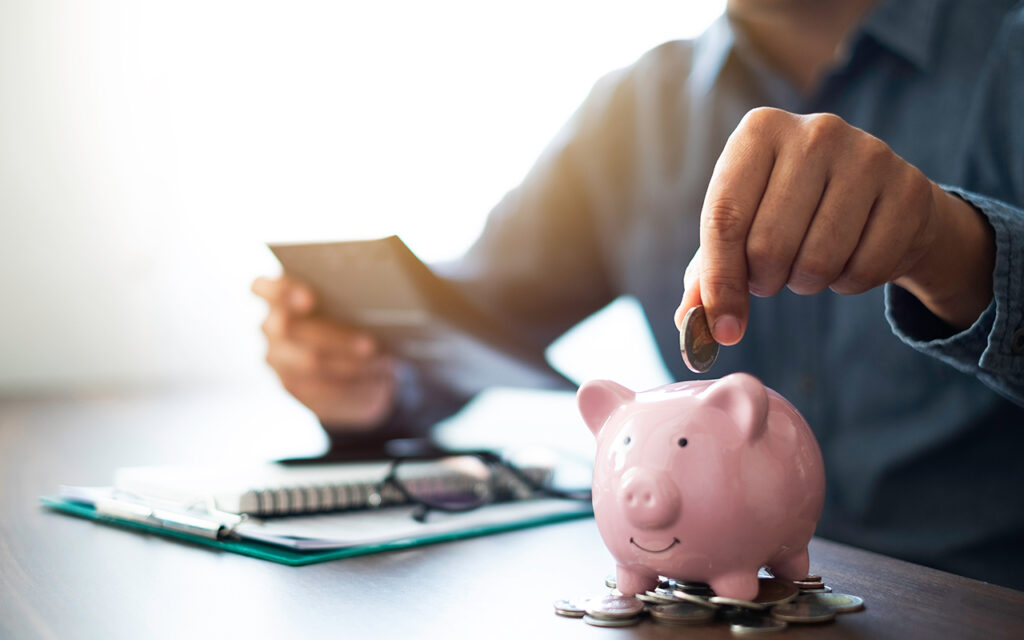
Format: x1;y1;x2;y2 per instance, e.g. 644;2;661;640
701;373;769;442
577;380;635;436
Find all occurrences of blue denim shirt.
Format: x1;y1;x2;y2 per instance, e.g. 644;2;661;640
372;0;1024;588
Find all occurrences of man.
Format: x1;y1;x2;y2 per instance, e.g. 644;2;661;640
253;0;1024;589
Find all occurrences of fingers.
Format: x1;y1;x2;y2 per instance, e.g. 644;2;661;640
287;317;378;358
253;278;397;429
683;246;702;292
263;314;380;380
786;169;875;295
267;339;392;382
831;164;934;295
251;275;316;315
256;273;385;384
745;141;828;298
674;248;703;329
262;308;376;353
675;284;704;332
698;108;782;345
261;307;290;340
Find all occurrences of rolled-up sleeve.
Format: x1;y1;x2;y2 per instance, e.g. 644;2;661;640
885;189;1024;405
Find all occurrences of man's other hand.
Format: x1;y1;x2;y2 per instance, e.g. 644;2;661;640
675;107;994;343
252;275;397;431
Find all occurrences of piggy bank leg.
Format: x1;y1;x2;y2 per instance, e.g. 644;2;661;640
768;546;810;582
615;565;658;596
709;571;760;601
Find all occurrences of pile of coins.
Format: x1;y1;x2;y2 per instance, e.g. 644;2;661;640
553;571;864;634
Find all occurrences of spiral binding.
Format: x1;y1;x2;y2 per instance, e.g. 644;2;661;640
244;467;550;516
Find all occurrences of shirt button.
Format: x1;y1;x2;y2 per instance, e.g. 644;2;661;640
1012;328;1024;355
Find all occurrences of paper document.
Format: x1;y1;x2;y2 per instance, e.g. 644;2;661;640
269;236;575;396
233;499;592;550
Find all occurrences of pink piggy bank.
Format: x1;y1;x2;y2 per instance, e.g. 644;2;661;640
578;373;825;601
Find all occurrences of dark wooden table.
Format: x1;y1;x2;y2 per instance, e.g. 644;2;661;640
3;385;1023;639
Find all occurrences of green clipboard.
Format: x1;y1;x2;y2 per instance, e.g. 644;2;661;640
40;496;594;566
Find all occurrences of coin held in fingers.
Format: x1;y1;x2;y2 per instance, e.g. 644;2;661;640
680;305;720;373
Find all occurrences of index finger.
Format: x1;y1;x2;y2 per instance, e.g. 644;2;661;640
290;317;379;358
674;247;703;330
251;275;316;314
699;110;778;345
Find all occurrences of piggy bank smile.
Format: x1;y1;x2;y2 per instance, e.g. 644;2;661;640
629;537;680;553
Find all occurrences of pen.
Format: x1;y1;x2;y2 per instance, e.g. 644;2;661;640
95;497;226;540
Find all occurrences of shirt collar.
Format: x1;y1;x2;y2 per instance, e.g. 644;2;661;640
857;0;945;72
690;13;804;109
690;0;946;95
689;14;736;97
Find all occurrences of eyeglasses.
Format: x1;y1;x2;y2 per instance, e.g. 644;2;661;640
377;450;592;522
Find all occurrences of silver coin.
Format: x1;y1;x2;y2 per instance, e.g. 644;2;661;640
552;598;586;618
582;614;639;628
770;600;837;624
637;592;675;604
584;595;645;620
680;305;720;373
676;585;714;596
730;616;788;634
800;592;865;613
648;602;716;625
752;577;799;607
661;577;710;589
710;595;768;611
670;589;720;609
604;574;617;589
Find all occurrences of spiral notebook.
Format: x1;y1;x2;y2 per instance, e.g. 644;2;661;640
107;459;552;516
42;459;593;565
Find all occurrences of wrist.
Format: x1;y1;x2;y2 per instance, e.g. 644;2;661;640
894;183;995;330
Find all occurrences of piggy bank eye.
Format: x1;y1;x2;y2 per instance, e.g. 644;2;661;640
677;437;688;448
623;435;632;445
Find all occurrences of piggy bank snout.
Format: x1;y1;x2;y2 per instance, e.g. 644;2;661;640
617;468;680;529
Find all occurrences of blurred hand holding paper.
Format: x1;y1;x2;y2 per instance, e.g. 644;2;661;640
268;236;575;396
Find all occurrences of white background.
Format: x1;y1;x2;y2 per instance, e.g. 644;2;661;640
0;1;724;397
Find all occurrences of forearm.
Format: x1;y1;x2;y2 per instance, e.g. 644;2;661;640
893;183;996;331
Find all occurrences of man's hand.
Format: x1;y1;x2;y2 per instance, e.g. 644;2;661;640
252;275;397;431
675;107;995;343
